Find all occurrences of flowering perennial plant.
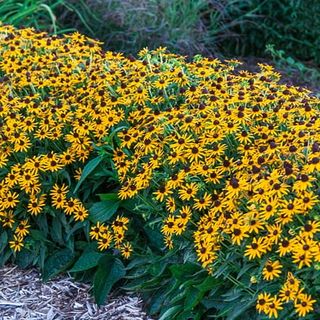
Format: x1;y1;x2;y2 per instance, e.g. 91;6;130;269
0;25;319;318
0;25;130;261
112;53;320;317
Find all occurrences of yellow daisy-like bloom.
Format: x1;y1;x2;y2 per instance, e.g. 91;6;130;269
90;222;107;240
15;219;31;238
63;197;81;215
27;194;46;216
120;242;133;259
73;204;89;222
264;296;283;319
0;210;15;228
294;293;316;317
244;237;267;260
256;292;272;314
178;182;199;201
97;232;113;251
9;235;24;252
262;260;282;281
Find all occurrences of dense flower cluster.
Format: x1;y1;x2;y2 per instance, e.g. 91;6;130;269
0;25;319;318
0;25;130;258
112;52;320;317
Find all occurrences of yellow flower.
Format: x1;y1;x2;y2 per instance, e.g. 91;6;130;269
262;260;282;281
244;237;267;260
97;232;113;251
120;242;133;259
264;296;283;318
294;293;316;317
9;235;24;252
15;220;30;238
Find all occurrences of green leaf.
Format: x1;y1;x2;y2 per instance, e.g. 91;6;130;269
170;263;201;281
143;226;164;252
226;296;256;320
30;229;50;243
195;276;219;292
148;288;167;315
15;249;34;268
0;231;8;254
74;156;103;193
0;250;12;267
89;201;120;223
94;255;126;305
159;305;182;320
42;248;75;281
67;221;88;240
183;276;220;312
70;251;104;273
185;286;208;312
98;193;119;201
50;216;63;245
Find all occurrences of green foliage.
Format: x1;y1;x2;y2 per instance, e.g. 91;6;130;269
0;0;97;34
72;0;320;65
93;255;126;305
42;248;75;281
223;0;320;63
122;247;259;320
78;0;250;56
265;44;320;91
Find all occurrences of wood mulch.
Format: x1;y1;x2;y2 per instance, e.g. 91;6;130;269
0;265;153;320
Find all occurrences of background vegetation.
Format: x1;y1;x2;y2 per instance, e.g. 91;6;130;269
1;0;319;61
1;0;319;88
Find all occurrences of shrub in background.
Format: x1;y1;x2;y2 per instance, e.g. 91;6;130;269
79;0;253;56
223;0;320;64
0;25;320;319
73;0;320;66
2;1;320;78
0;0;96;34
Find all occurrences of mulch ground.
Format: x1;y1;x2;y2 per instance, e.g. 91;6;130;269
0;265;153;320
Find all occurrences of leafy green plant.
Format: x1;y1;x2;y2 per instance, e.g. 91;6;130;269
77;0;256;56
0;0;97;34
265;44;320;91
1;25;320;320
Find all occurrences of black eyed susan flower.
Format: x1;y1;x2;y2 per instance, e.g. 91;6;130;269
294;293;316;317
15;219;30;238
264;296;283;318
9;235;24;252
97;232;113;251
63;197;81;215
0;191;19;210
279;284;298;303
244;237;267;260
0;210;15;228
262;260;282;281
231;226;249;245
256;292;272;314
120;242;133;259
27;194;46;216
90;222;107;240
193;192;212;211
178;182;199;201
73;204;89;222
277;238;292;257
